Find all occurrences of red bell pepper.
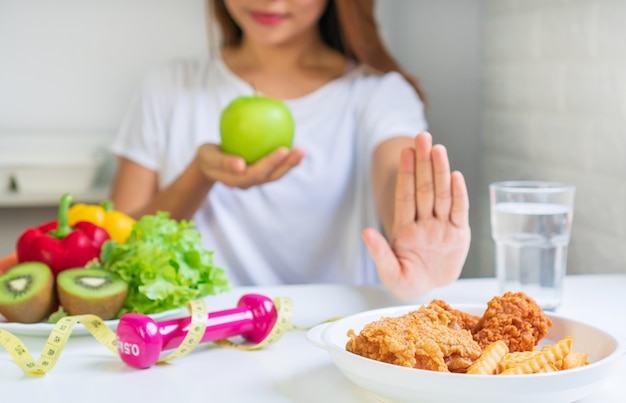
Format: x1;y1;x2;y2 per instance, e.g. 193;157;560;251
16;194;110;276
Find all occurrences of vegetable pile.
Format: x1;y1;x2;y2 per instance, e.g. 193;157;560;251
0;194;230;323
91;212;230;315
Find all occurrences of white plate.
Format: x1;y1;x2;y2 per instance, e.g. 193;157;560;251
0;308;187;337
307;304;625;403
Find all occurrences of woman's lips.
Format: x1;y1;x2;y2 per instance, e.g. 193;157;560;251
250;11;285;26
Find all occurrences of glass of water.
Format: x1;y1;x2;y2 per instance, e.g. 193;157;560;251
489;181;575;310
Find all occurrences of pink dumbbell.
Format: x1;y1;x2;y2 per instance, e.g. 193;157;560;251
115;293;278;369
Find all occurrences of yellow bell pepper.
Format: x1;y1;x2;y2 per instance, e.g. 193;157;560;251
68;200;135;244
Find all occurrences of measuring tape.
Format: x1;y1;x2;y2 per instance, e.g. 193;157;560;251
214;297;293;350
156;299;208;364
0;314;118;376
0;297;299;375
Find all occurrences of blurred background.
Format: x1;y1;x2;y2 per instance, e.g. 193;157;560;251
1;0;624;278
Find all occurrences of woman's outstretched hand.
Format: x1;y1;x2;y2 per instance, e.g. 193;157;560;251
362;132;471;302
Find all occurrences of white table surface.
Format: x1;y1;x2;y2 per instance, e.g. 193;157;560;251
1;274;625;402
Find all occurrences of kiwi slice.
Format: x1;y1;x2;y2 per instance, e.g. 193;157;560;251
57;268;128;320
0;262;55;323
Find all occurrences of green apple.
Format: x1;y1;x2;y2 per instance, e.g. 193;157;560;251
219;95;295;164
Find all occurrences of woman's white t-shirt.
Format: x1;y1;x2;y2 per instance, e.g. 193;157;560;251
111;57;427;287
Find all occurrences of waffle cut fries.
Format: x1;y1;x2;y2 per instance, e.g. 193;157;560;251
467;340;509;374
468;336;589;375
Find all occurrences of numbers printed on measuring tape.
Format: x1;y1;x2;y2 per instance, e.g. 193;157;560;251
0;296;296;375
157;299;208;364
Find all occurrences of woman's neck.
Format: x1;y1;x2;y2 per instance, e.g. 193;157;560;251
221;36;348;99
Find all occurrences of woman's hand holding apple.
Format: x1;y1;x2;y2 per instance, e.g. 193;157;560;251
193;143;305;189
193;95;305;189
193;94;305;189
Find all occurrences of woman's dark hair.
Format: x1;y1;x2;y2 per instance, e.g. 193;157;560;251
210;0;426;102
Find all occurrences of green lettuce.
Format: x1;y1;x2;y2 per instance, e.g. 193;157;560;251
92;212;230;316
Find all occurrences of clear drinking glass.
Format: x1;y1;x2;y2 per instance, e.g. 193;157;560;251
489;181;575;310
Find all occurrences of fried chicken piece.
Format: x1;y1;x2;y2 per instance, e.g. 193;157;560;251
346;303;482;373
430;299;482;331
472;291;552;352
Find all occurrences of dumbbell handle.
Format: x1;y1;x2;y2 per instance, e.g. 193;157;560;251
158;304;261;350
116;294;278;369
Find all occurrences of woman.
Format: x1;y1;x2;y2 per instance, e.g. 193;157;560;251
109;0;470;302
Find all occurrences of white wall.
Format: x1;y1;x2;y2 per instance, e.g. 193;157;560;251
377;0;486;276
0;0;208;254
477;0;626;277
0;0;208;133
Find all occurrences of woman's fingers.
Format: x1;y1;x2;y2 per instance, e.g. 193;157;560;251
450;170;470;228
432;144;452;221
266;147;306;182
361;227;401;287
394;148;417;230
244;147;290;180
412;133;459;224
244;147;305;185
199;143;246;175
415;132;435;220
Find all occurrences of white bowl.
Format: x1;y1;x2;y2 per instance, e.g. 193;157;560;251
307;304;625;403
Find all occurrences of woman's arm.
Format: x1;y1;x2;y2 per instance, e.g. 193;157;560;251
109;144;306;221
364;132;471;302
109;156;213;221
